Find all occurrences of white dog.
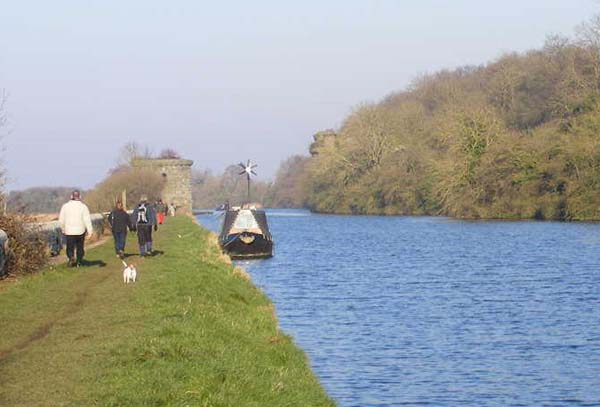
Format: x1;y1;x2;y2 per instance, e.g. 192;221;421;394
122;260;137;284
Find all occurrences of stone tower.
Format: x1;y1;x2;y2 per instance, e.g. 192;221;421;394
132;158;194;214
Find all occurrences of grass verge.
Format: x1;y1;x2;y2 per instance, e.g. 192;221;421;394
0;215;335;406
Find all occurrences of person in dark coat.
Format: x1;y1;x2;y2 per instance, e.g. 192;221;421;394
108;200;132;258
131;195;158;257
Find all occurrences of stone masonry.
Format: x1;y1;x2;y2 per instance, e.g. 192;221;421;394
132;158;194;214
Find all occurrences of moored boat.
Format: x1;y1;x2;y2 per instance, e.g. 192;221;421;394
219;205;273;259
218;160;274;259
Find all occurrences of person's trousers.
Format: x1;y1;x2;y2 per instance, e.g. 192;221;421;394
65;233;85;263
113;231;127;253
137;224;153;254
157;213;165;224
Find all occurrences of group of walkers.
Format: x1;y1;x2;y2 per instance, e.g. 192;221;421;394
108;197;174;258
58;190;176;267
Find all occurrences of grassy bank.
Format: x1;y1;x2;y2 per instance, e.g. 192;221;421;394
0;216;334;406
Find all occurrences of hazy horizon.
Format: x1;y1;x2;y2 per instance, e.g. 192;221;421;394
1;1;597;191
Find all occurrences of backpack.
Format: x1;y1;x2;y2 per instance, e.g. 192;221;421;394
137;203;148;224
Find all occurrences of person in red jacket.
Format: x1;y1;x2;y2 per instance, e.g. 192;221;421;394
156;199;166;225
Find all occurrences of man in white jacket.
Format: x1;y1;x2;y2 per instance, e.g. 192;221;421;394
59;190;94;267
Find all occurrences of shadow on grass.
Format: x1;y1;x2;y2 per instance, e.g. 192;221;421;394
121;251;164;259
79;260;107;267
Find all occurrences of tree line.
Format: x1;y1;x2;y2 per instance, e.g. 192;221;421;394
274;15;600;220
191;156;309;209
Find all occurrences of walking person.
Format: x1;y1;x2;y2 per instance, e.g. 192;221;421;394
156;199;166;225
108;200;132;259
132;195;157;257
59;190;94;267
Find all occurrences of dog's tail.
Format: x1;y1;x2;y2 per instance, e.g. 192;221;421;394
121;260;128;268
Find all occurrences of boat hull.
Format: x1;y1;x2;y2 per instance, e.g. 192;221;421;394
220;232;273;259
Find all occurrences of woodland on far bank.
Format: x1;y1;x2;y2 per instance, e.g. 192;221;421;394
279;15;600;221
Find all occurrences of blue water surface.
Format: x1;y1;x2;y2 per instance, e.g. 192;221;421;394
197;210;600;407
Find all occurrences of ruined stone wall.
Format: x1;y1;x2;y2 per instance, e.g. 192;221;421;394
132;158;194;214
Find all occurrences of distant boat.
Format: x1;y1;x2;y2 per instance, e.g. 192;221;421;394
215;203;229;212
218;160;274;259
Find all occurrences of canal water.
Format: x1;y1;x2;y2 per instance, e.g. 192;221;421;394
196;210;600;406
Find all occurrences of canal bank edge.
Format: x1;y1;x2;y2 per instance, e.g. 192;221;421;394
0;215;335;406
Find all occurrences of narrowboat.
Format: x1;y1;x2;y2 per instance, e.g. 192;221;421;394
219;205;273;259
218;160;274;259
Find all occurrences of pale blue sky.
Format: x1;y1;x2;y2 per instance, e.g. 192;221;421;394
0;0;597;190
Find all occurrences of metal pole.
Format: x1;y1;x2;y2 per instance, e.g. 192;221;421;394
247;174;250;203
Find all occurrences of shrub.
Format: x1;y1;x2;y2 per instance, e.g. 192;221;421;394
0;213;48;277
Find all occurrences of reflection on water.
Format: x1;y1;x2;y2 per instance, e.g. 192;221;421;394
197;209;600;406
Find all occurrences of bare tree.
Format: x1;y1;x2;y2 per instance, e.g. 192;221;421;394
0;89;7;206
576;14;600;49
158;148;181;159
575;14;600;91
115;141;153;168
0;89;6;131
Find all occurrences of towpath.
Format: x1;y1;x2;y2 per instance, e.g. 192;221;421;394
0;216;334;406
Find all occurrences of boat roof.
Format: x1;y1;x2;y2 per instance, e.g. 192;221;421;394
219;209;272;240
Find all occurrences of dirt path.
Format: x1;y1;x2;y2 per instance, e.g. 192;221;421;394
0;231;137;405
0;269;111;364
